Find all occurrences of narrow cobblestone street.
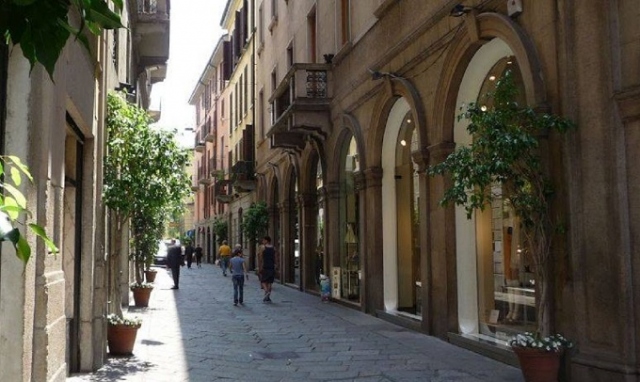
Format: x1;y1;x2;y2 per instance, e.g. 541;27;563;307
68;264;523;382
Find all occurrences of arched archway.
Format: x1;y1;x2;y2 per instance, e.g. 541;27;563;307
380;98;422;313
429;12;547;340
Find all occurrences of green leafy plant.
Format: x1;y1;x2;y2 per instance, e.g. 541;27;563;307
1;0;123;77
212;217;228;245
428;70;574;337
0;155;59;263
241;201;269;243
104;93;190;306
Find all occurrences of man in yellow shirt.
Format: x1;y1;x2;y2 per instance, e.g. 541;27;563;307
218;240;232;276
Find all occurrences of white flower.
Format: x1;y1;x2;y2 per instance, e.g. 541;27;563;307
509;332;573;352
107;313;142;327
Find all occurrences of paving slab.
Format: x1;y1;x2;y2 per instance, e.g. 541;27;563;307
67;264;523;381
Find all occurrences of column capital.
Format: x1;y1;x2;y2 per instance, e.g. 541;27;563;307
298;192;318;208
325;182;342;200
427;141;456;164
363;166;383;189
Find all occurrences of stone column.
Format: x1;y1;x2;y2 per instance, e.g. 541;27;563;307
324;182;341;298
353;171;366;311
279;200;293;283
412;147;432;333
298;192;318;291
427;141;457;338
362;167;383;313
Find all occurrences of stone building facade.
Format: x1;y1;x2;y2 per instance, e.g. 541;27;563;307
251;0;640;380
0;1;170;380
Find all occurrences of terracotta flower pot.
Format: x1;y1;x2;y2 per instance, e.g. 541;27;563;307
144;270;157;283
132;286;153;307
107;324;140;356
513;347;562;382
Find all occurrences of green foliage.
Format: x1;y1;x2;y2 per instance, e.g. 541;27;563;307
0;0;123;78
241;201;269;243
0;155;59;263
428;71;573;227
104;93;191;283
212;217;228;245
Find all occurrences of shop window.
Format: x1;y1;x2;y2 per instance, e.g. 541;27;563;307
473;57;536;341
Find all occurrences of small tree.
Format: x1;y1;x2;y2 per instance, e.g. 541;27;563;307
428;71;573;337
241;201;269;269
212;217;228;245
104;93;190;305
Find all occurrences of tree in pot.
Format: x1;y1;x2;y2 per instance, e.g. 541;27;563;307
428;70;574;381
105;93;190;311
241;201;269;270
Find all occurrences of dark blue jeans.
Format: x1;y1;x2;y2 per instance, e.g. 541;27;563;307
232;275;245;303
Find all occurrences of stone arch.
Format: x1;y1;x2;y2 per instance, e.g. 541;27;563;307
328;113;366;184
368;77;427;168
433;11;547;144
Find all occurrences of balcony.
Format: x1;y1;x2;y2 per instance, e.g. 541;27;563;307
134;0;171;83
194;136;205;152
215;179;233;204
197;164;211;185
204;120;216;142
267;63;332;150
231;161;255;193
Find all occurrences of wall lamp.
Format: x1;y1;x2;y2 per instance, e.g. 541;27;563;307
368;68;401;81
115;82;136;94
450;4;473;17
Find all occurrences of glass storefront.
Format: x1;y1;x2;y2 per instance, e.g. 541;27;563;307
472;56;537;341
341;137;360;302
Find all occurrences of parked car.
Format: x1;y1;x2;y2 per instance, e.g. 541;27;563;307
154;240;168;265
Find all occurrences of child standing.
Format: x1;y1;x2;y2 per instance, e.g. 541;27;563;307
229;245;249;306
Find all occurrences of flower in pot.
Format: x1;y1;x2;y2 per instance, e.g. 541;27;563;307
428;70;574;380
106;313;142;356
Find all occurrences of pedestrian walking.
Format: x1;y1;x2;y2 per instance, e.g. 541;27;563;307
166;239;184;289
218;240;232;276
184;241;194;269
229;245;249;306
257;235;275;302
194;243;203;268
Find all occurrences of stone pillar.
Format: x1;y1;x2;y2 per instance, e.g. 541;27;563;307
324;182;341;296
299;192;318;291
427;141;457;338
412;147;432;333
362;167;383;313
353;171;366;311
279;200;293;283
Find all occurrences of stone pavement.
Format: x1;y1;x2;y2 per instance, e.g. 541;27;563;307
68;263;523;382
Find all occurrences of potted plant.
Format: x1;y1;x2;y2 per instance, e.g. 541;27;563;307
129;281;154;308
213;217;228;245
106;313;142;356
428;70;574;381
104;93;190;313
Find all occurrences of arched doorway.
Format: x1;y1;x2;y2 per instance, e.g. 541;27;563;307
454;38;533;343
381;98;421;314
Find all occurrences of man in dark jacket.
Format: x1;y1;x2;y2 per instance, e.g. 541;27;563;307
166;239;184;289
